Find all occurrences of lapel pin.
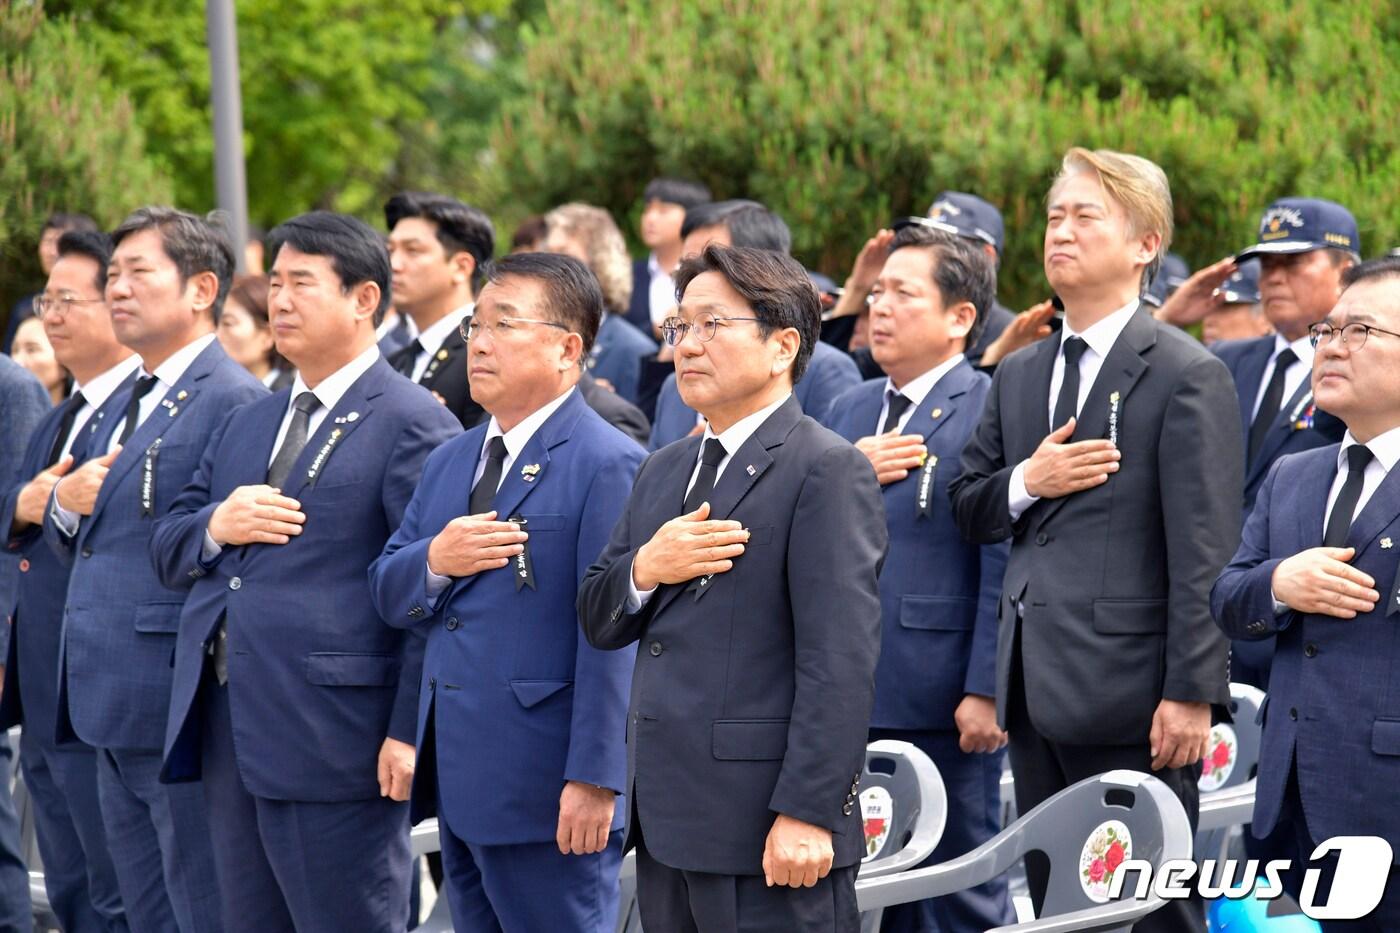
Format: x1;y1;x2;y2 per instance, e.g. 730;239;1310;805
931;408;943;419
436;349;449;361
746;464;756;476
521;463;541;482
334;416;346;424
167;406;178;417
161;398;174;408
176;390;188;401
346;411;359;422
1384;538;1394;550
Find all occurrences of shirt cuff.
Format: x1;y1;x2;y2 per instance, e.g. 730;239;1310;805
426;565;452;601
50;500;80;537
201;531;224;564
1270;589;1289;616
1007;460;1040;522
626;558;657;613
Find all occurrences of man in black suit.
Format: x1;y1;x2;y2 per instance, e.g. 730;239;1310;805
949;148;1242;932
383;191;495;428
578;244;885;932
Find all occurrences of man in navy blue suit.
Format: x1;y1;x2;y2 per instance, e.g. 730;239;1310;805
626;177;711;337
44;207;266;933
1213;257;1400;930
827;224;1013;932
369;252;641;932
149;213;461;932
1213;199;1357;690
2;231;137;933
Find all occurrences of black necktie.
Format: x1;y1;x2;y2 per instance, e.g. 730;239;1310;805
1052;337;1088;431
469;436;509;515
880;391;913;435
47;391;86;466
266;392;321;490
1249;347;1299;463
116;375;159;445
393;339;423;378
1323;445;1374;549
683;438;728;515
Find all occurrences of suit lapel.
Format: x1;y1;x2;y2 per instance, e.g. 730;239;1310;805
282;363;390;498
913;360;975;446
420;328;465;389
1347;459;1400;561
488;390;588;523
1025;334;1059;439
1234;339;1273;448
1249;378;1313;485
232;395;288;489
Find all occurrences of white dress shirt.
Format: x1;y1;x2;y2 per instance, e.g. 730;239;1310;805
646;254;677;329
628;392;793;609
876;354;965;434
1250;333;1314;422
52;334;217;535
59;356;142;461
407;304;472;383
1007;299;1140;520
425;385;578;597
202;344;381;558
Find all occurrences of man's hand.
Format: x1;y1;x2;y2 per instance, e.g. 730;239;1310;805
556;781;615;855
762;814;834;888
1271;547;1378;619
1155;257;1236;327
426;511;528;578
1022;419;1120;499
377;737;415;801
978;300;1056;368
829;230;896;320
955;694;1008;754
207;485;306;547
14;456;74;530
631;502;749;590
1150;699;1211;771
854;433;927;485
53;448;121;516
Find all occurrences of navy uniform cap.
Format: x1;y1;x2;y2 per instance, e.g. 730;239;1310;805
1218;259;1261;306
926;191;1005;255
1141;252;1192;308
1236;197;1360;262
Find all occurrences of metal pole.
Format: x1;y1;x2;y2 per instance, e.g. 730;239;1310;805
207;0;249;274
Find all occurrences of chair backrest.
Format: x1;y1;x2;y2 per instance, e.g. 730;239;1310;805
859;740;947;879
1199;683;1265;795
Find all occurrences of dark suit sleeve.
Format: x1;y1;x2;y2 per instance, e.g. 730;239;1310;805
149;408;236;591
1158;354;1241;703
367;453;446;633
380;406;461;743
577;453;661;650
564;445;643;791
803;352;863;428
769;443;885;832
1211;456;1294;640
949;363;1020;544
0;373;48;624
964;537;1007;698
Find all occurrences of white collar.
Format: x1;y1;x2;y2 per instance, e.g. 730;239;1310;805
702;393;793;458
416;303;473;356
289;344;380;413
484;385;576;462
144;333;217;386
1062;298;1140;359
886;353;965;407
1339;427;1400;475
647;253;662;278
1273;331;1315;367
74;356;141;409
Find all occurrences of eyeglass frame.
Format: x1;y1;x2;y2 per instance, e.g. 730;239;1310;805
459;315;572;344
32;294;105;319
660;311;764;346
1308;320;1400;351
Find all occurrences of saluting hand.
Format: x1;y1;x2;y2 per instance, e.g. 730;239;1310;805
1271;546;1379;619
763;814;834;888
855;433;927;485
631;502;749;591
54;448;121;516
14;455;73;529
208;485;306;547
978;300;1056;368
556;781;615;855
1022;418;1120;499
377;737;415;801
426;511;528;578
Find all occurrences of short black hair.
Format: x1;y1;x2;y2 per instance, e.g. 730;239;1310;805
888;225;996;351
43;213;98;235
481;252;604;354
267;211;392;326
643;177;711;210
56;230;114;294
384;192;496;291
1342;256;1400;290
112;207;237;320
673;243;820;384
510;215;548;252
680;200;791;255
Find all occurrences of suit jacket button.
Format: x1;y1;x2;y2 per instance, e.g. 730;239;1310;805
228;576;242;591
80;547;93;558
649;642;663;657
1289;707;1298;721
1304;643;1317;658
842;803;853;816
445;617;459;631
1035;533;1048;546
17;559;28;573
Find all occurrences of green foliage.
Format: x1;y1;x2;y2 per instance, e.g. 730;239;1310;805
0;1;170;320
483;0;1400;309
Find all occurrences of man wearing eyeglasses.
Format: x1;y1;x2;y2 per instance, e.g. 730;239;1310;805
578;244;885;932
370;252;642;932
1;230;137;933
1213;257;1400;930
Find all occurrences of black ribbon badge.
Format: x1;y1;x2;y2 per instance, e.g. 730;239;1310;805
508;515;535;591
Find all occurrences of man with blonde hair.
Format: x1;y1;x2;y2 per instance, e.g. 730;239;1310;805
951;148;1243;931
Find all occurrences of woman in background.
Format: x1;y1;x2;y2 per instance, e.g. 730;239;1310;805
218;274;292;391
11;315;68;405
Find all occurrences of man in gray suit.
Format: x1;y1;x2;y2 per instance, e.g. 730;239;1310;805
950;148;1243;932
